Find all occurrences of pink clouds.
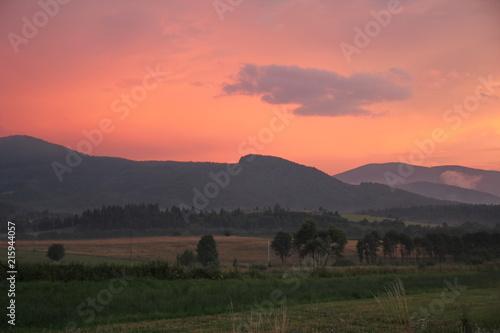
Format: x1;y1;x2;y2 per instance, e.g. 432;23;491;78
222;64;411;116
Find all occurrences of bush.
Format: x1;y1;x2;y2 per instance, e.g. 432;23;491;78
249;264;268;271
470;248;492;261
177;249;196;267
188;265;223;280
247;264;268;278
132;261;184;279
466;256;484;265
47;243;65;262
332;258;355;267
310;267;333;278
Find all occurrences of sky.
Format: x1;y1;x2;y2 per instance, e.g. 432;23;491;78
0;0;499;174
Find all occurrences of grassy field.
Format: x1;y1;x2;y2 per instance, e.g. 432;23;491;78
2;236;499;332
2;268;499;332
1;236;360;266
340;212;427;226
47;288;500;333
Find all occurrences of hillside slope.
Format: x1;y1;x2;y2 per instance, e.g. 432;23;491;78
0;135;449;213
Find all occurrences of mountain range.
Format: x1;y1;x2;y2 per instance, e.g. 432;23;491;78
1;135;499;216
0;135;463;214
334;163;500;205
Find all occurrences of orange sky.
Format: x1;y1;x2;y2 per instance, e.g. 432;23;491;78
1;0;499;174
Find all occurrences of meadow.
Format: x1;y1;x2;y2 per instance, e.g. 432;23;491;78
1;236;499;332
2;268;499;332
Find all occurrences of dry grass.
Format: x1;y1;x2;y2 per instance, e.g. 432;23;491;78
5;236;360;266
374;278;411;332
230;301;288;333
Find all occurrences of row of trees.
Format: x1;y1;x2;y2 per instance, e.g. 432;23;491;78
271;219;347;268
18;203;494;240
356;230;500;264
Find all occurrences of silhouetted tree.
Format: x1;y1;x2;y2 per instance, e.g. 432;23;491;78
293;219;317;265
357;232;381;264
399;233;414;263
413;236;425;262
356;240;364;264
196;235;219;267
293;219;347;268
383;230;399;261
271;231;293;264
313;226;347;267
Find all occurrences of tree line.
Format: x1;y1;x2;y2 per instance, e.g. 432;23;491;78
13;203;494;240
356;229;500;265
361;204;500;227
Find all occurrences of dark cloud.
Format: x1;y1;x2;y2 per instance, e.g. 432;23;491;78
222;64;412;116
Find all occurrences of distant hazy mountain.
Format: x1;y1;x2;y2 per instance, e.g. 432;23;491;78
334;162;500;203
0;135;450;213
396;181;500;205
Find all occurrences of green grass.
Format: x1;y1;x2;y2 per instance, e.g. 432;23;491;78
340;212;387;222
2;269;499;332
340;212;429;226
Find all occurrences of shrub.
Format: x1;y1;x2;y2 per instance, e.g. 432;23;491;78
332;258;355;267
47;243;65;262
188;264;222;280
466;256;484;265
249;264;268;271
310;267;333;278
177;249;196;267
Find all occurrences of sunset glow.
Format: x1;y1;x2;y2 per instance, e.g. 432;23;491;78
1;0;499;174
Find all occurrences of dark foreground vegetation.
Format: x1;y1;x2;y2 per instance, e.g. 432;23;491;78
1;265;498;332
355;229;500;265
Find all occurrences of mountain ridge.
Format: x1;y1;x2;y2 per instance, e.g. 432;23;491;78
0;135;455;213
335;162;500;200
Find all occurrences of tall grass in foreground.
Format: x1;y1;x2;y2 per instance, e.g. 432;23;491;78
374;277;411;332
231;298;288;333
8;269;500;331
